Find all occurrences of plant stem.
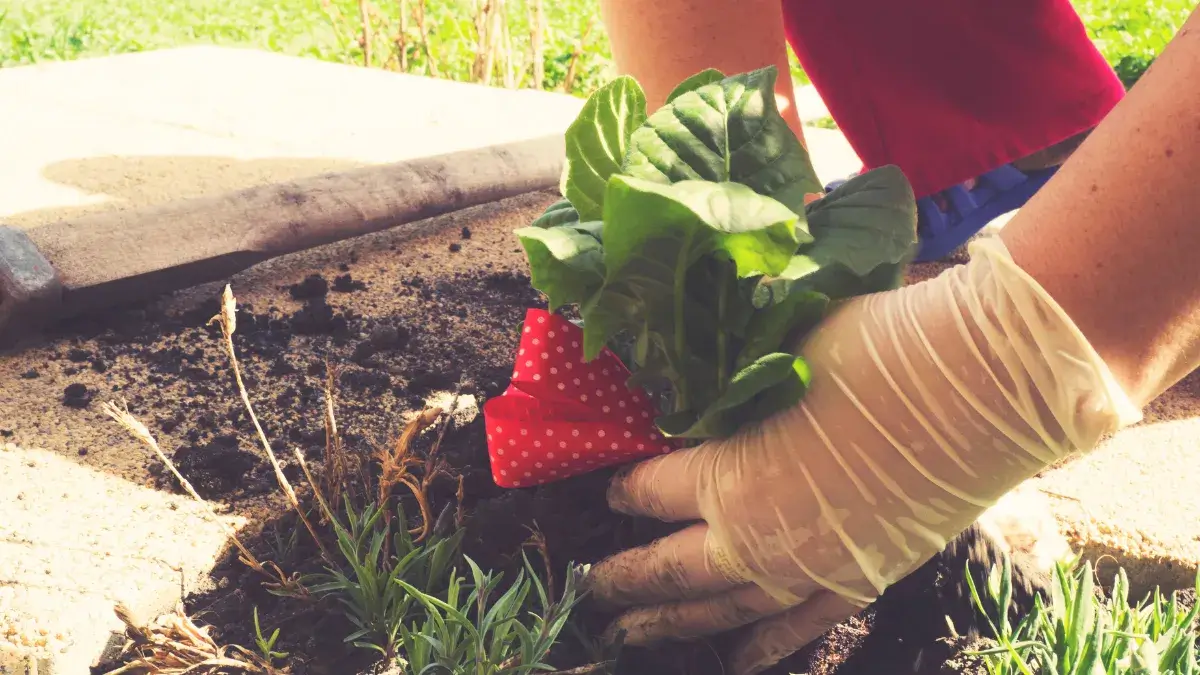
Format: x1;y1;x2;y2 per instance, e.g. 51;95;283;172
561;17;593;93
501;0;515;89
717;270;728;394
673;237;691;411
358;0;372;67
414;0;439;77
528;0;545;90
212;286;333;564
397;0;408;70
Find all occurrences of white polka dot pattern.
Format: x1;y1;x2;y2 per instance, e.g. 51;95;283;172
481;309;675;488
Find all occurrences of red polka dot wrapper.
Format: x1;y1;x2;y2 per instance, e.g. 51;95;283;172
482;309;676;488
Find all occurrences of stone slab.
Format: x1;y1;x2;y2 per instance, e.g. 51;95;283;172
0;47;859;231
0;443;235;674
0;46;585;229
1030;381;1200;600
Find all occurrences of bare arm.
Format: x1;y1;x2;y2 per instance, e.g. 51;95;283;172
1001;8;1200;407
597;0;805;139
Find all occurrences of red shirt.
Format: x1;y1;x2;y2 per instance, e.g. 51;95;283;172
782;0;1126;197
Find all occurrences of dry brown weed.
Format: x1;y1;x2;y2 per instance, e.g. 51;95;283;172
106;603;270;675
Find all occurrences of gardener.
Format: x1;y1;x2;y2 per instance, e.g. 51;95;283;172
598;0;1127;263
585;6;1200;675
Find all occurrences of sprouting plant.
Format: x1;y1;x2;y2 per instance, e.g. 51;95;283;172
304;495;465;658
266;521;301;564
966;556;1200;675
252;607;289;666
395;553;587;674
517;66;918;441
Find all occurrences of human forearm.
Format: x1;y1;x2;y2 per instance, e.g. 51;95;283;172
597;0;804;138
1001;7;1200;407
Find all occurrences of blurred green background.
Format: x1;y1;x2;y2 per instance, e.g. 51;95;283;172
1;0;1194;96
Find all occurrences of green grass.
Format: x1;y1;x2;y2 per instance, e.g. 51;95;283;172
1074;0;1196;87
4;0;1192;97
0;0;615;95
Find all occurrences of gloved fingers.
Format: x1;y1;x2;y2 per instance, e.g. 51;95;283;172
606;442;722;521
726;591;860;675
587;523;742;609
603;583;794;646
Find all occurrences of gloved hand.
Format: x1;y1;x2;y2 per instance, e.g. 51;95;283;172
586;237;1143;674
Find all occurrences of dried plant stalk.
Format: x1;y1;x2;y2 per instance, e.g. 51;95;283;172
295;449;336;527
471;0;505;85
471;0;490;83
529;0;546;89
397;0;410;70
321;361;354;513
455;474;466;529
103;401;262;573
363;0;402;70
489;0;505;85
358;0;373;66
107;603;264;675
414;0;440;77
104;399;307;598
318;0;353;50
523;526;555;602
376;407;445;542
501;0;515;89
562;17;595;93
209;285;332;564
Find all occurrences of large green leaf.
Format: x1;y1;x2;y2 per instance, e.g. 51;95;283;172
562;76;648;221
603;176;806;279
621;66;822;213
658;352;805;439
579;177;803;359
758;165;918;303
516;223;605;310
750;355;813;422
736;290;828;370
666;68;725;103
805;260;911;301
804;165;917;276
530;198;580;229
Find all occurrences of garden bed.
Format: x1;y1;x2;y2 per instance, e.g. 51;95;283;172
7;192;1046;675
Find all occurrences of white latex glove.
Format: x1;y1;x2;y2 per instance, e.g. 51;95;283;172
586;237;1143;674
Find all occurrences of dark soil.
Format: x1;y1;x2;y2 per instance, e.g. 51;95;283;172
54;263;1038;675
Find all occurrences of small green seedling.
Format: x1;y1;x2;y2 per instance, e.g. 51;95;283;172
253;606;289;665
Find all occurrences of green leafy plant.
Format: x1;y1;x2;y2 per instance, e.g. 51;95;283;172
966;556;1200;675
517;66;917;440
303;494;591;672
395;554;586;674
253;606;289;666
305;496;465;658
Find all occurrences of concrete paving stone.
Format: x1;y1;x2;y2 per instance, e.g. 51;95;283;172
0;443;235;674
1031;387;1200;600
